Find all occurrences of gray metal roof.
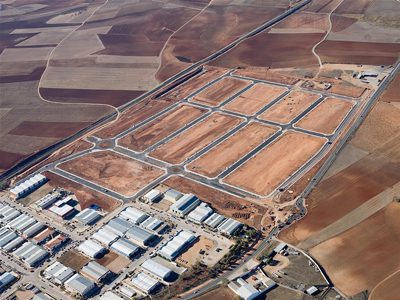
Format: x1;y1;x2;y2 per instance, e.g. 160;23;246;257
22;222;45;238
81;261;109;281
3;236;25;252
204;213;226;228
105;218;132;236
218;218;242;235
141;217;163;231
32;294;49;300
165;189;183;200
14;242;48;266
45;261;75;283
65;273;95;295
141;259;172;280
125;226;154;244
110;238;140;258
0;229;17;247
75;209;102;225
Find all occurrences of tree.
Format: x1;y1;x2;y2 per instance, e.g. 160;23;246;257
221;278;229;287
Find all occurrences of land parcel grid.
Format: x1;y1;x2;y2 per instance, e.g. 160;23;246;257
187;122;279;178
294;97;354;135
190;77;251;107
118;104;207;152
223;131;326;196
58;150;165;197
149;112;243;164
259;90;320;124
223;83;287;115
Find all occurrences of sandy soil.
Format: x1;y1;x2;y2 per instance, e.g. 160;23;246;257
253;285;313;300
223;83;287;115
191;77;251;107
96;251;130;273
58;150;165;197
381;72;400;102
187;122;278;178
118;104;207;152
176;236;214;267
224;131;326;196
369;269;400;300
259;91;320;124
301;78;366;98
59;249;90;272
0;47;53;62
150;112;243;164
294;97;354;134
192;287;237;300
234;68;301;85
163;176;267;229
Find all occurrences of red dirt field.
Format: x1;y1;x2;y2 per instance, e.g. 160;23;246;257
191;77;251;107
192;287;237;300
306;0;342;13
43;171;121;211
330;15;358;33
93;97;179;139
274;11;329;31
309;202;400;296
381;73;400;102
58;150;165;197
118;104;207;152
39;88;145;107
335;0;374;14
294;97;354;135
9;121;92;138
369;269;400;300
223;83;287;116
163;176;267;229
259;91;320;124
234;68;300;85
150;112;243;164
187;122;278;178
0;67;45;83
224;131;326;196
0;151;26;175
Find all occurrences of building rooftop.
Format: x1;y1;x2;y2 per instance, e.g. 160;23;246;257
81;261;109;282
158;230;196;260
204;213;226;228
130;272;159;294
105;217;132;236
141;259;172;280
126;226;154;245
75;208;102;225
187;202;213;223
32;228;55;243
65;273;95;295
218;218;242;235
110;238;140;258
141;216;163;232
49;204;75;217
99;291;124;300
119;207;148;225
164;189;183;201
92;228;118;246
45;261;75;283
44;234;67;250
78;240;105;258
35;194;58;209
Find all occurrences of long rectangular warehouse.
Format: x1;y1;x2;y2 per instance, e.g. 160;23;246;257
141;259;172;280
9;174;46;199
75;208;102;225
78;240;105;258
45;261;75;284
158;230;196;261
187;202;213;224
119;207;148;224
204;213;226;228
92;228;118;246
218;218;242;235
81;261;110;282
105;218;132;236
141;217;163;232
125;226;154;246
35;193;58;209
0;228;17;247
13;242;48;267
3;236;25;252
22;222;45;238
0;206;21;223
130;272;160;294
170;194;200;216
110;238;140;258
8;214;36;232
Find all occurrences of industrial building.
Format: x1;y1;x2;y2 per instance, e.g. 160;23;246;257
22;222;45;238
204;213;226;228
13;242;48;267
44;234;68;251
3;236;25;252
126;226;154;246
92;228;118;246
0;228;17;247
75;208;102;225
32;228;55;245
78;240;105;258
119;207;148;224
141;259;172;281
8;214;36;232
306;286;319;295
32;294;50;300
143;189;161;203
9;174;46;199
48;204;75;219
110;238;140;258
45;261;75;284
0;206;21;223
0;272;16;290
105;217;132;236
228;276;276;300
120;287;136;298
187;202;213;224
170;194;200;216
130;272;160;294
140;217;163;232
81;261;110;282
218;218;242;236
158;230;196;260
99;291;124;300
53;196;72;207
274;243;287;254
65;273;95;297
35;194;58;210
164;189;183;203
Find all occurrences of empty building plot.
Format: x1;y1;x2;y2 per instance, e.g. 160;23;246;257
75;208;102;225
204;213;226;229
92;228;118;246
3;236;25;252
259;91;321;124
13;242;48;267
150;112;243;164
141;217;163;232
0;228;17;247
126;226;154;246
294;97;354;135
187;203;213;224
81;261;110;282
223;83;287;115
130;272;160;294
105;217;133;236
35;193;58;209
223;131;326;196
0;206;21;223
110;238;140;258
78;240;105;258
45;261;75;284
22;222;45;238
191;77;251;107
158;230;196;261
8;214;36;232
187;122;279;178
218;218;242;236
119;207;148;225
118;104;207;152
170;194;200;216
141;259;172;281
9;174;46;199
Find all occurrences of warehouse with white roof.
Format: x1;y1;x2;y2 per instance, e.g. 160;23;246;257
0;272;16;290
204;213;226;228
81;261;110;282
75;208;102;225
105;217;132;236
143;189;161;203
65;273;95;296
92;228;118;246
119;207;148;224
22;222;45;238
13;242;48;267
0;228;17;247
0;206;21;223
3;236;25;252
170;194;200;216
158;230;196;260
187;202;213;224
141;217;163;232
9;174;46;199
141;259;172;280
218;218;242;235
8;214;36;232
130;272;160;294
45;261;75;284
126;226;154;246
164;189;183;203
35;194;58;209
49;204;75;219
78;240;105;258
110;238;140;258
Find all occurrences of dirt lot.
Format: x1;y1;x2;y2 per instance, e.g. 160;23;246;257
17;182;54;207
14;290;35;300
253;285;313;300
259;91;320;124
306;0;342;13
9;121;93;138
369;269;400;300
150;112;243;164
301;78;366;98
58;249;90;272
96;251;130;274
187;122;278;178
381;72;400;102
294;97;354;134
234;68;301;85
43;171;121;211
224;131;326;196
58;150;165;197
223;83;287;116
191;77;251;107
163;176;267;229
176;236;214;268
118;104;207;152
192;286;237;300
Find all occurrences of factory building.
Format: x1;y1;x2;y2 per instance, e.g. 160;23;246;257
143;189;162;203
218;218;242;236
13;242;48;267
53;196;72;207
204;213;226;228
187;202;213;224
32;294;50;300
9;174;46;199
140;217;163;232
141;259;172;281
0;206;21;224
8;214;36;232
125;226;154;246
22;222;45;238
120;287;136;298
81;261;110;282
32;228;55;245
75;208;102;225
0;228;17;247
130;272;160;294
44;234;68;251
99;291;124;300
158;230;196;261
78;240;105;258
170;194;200;216
35;194;58;210
92;228;118;246
48;204;75;219
105;218;132;236
3;236;25;252
119;207;148;225
0;272;16;290
110;238;140;258
164;189;183;203
45;261;75;284
65;273;95;297
228;276;276;300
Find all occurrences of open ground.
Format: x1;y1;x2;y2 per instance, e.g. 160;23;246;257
95;251;130;274
176;236;214;268
58;249;90;272
192;286;237;300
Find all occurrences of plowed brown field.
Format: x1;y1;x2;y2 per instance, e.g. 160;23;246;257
224;131;326;196
306;0;342;13
191;77;251;107
274;11;329;31
150;112;242;164
9;121;92;138
118;104;207;152
369;269;400;300
335;0;374;14
223;83;287;116
58;150;165;197
259;91;320;124
187;122;278;178
294;97;354;134
381;72;400;102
